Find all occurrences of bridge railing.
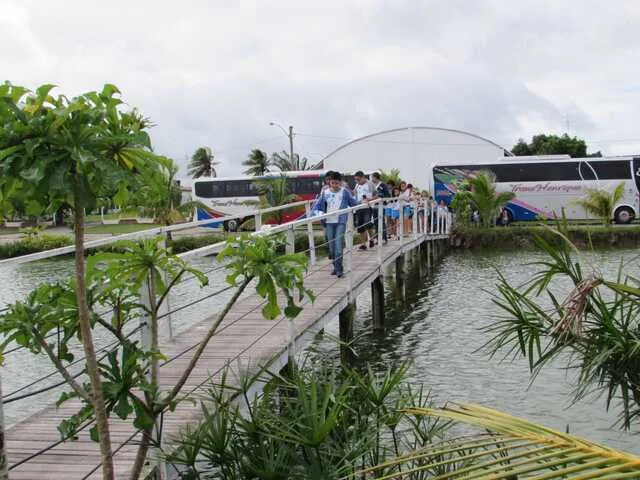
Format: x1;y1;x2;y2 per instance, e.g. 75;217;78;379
0;194;451;477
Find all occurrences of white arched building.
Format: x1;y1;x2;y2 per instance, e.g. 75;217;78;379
321;126;512;190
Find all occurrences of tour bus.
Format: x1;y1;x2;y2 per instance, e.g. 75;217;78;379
432;155;640;224
192;170;359;231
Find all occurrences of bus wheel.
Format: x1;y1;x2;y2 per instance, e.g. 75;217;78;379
224;219;239;232
614;207;635;224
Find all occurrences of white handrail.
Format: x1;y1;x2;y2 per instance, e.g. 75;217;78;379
0;196;449;267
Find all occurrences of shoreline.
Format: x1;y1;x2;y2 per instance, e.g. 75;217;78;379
450;224;640;249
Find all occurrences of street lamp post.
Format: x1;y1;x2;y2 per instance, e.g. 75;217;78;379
270;122;295;168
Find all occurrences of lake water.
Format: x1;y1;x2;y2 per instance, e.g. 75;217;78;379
0;247;638;454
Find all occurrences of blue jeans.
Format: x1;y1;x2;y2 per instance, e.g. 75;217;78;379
325;222;346;275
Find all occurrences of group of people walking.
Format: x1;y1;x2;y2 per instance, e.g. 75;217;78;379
311;170;439;278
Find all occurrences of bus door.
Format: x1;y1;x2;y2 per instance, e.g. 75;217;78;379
632;157;640;208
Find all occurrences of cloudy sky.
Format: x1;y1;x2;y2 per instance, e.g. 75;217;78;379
4;0;640;181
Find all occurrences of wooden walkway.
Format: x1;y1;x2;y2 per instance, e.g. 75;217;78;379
6;233;447;479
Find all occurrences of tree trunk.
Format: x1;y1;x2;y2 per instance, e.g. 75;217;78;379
73;189;115;480
128;426;153;480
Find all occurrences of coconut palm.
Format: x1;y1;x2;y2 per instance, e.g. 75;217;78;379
188;146;218;178
253;176;297;224
379;168;402;185
364;403;640;479
467;170;515;228
574;182;625;225
242;149;272;176
135;157;207;239
271;151;311;171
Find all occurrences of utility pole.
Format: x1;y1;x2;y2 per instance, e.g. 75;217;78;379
289;125;295;168
270;122;296;168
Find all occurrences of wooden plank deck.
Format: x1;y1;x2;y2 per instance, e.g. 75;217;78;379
6;233;447;479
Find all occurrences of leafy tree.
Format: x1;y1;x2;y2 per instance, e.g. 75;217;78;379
0;82;164;479
242;148;271;176
188;146;218;178
486;221;640;430
574;182;625;225
271;151;311;171
379;168;402;185
254;176;298;224
465;171;515;228
511;133;589;158
0;234;314;479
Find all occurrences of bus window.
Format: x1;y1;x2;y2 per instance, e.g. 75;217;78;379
579;161;597;181
194;182;225;198
591;160;632;179
225;180;251;197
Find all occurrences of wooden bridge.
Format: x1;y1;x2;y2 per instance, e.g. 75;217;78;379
1;199;451;479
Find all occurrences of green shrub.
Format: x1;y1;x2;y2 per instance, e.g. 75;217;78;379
168;234;226;253
0;234;73;259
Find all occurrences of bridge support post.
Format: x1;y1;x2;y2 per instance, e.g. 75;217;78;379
427;240;432;269
395;254;406;301
371;275;385;330
395;254;405;284
339;302;356;367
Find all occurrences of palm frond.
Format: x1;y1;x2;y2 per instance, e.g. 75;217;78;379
355;403;640;479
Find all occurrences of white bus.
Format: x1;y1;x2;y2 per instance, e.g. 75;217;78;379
192;170;361;231
432;155;640;224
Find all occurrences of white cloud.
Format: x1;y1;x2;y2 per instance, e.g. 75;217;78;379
4;0;640;180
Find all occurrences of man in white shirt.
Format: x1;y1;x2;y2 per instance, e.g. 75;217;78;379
354;171;377;250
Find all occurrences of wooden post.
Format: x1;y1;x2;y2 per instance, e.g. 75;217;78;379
412;201;418;238
304;201;316;266
431;205;436;234
427;240;432;269
371;275;385;330
339;302;356;367
398;200;405;242
395;254;405;287
285;226;295;254
377;200;383;266
160;235;173;341
254;212;262;232
423;198;428;235
345;211;354;289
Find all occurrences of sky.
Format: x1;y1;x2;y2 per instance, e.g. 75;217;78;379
4;0;640;182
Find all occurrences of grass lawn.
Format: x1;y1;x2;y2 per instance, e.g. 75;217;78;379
85;210;141;222
0;227;21;235
85;224;162;235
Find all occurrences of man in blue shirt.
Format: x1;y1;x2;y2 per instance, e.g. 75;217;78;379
313;171;360;277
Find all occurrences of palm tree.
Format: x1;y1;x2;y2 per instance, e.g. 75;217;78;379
242;149;271;176
253;176;297;224
487;221;640;430
574;182;625;225
367;403;640;479
135;157;207;239
379;168;402;185
188;146;218;178
271;151;311;171
467;170;515;228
